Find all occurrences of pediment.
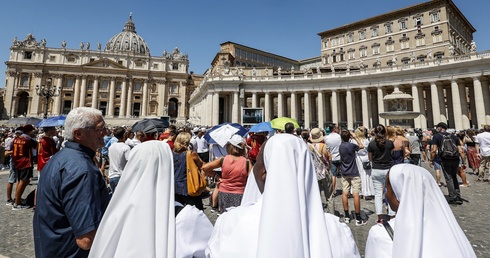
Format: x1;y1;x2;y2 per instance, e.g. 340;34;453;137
83;58;126;69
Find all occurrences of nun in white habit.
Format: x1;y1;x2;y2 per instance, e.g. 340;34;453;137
365;164;476;258
89;141;213;258
206;134;359;258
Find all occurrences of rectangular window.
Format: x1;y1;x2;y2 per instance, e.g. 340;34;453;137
87;81;94;90
171;83;178;94
371;28;378;37
359;31;366;40
430;12;440;22
386;44;394;52
339;37;344;45
90;58;95;62
348;51;355;59
360;49;367;57
118;61;123;65
331;38;337;47
323;41;328;49
67;56;75;62
49;55;56;62
416;38;425;46
172;63;179;70
385;24;392;34
414;17;422;27
23;51;32;60
372;46;380;55
399;21;407;30
432;34;442;43
347;34;353;43
401;41;410;49
153;64;159;69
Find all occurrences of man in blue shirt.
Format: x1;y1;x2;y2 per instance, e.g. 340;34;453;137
33;107;111;258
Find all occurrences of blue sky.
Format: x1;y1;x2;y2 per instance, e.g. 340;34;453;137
1;0;488;87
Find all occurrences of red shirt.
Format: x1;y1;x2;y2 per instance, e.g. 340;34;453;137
37;136;58;172
13;136;36;170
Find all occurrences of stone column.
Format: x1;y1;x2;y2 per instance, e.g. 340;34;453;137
119;79;127;118
317;91;325;129
361;88;369;128
30;73;42;116
79;75;87;107
107;78;116;117
451;80;463;130
417;86;427;129
481;79;490;125
53;75;63;115
232;91;239;123
411;83;422;128
346;89;353;130
251;92;258;107
126;80;133;118
472;77;486;129
264;92;271;122
206;93;212;125
290;92;297;120
92;77;99;109
459;84;470;129
158;79;167;117
331;90;339;124
141;79;149;117
304;92;310;128
277;92;284;118
376;87;385;125
213;92;220;125
73;76;81;108
4;71;17;117
438;86;447;123
430;82;441;124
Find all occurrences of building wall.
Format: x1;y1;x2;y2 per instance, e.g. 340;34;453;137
4;34;191;124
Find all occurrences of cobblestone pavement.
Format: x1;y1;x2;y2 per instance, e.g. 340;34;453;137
0;162;489;257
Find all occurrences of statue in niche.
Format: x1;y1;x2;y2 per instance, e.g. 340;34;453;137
470;40;477;52
265;67;270;76
291;66;295;74
252;67;257;76
80;42;84;50
316;66;321;74
376;57;381;66
410;52;416;63
41;39;46;47
359;59;364;68
62;40;67;48
346;61;350;71
86;42;90;50
330;63;335;72
97;42;101;51
277;66;282;75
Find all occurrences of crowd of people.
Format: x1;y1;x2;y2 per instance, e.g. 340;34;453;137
4;106;488;257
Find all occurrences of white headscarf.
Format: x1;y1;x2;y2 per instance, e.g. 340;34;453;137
258;134;335;257
389;164;476;258
89;141;176;258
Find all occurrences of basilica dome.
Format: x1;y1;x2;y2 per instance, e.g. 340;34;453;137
105;14;150;55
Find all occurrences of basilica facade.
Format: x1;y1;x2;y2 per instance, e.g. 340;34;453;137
189;0;490;130
3;15;196;125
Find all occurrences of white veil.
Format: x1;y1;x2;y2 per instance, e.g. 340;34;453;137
389;164;476;258
89;140;175;258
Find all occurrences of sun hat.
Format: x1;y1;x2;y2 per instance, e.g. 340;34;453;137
310;128;323;143
227;134;244;149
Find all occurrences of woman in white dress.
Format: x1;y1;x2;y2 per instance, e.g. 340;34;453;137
352;127;374;199
89;140;213;258
365;164;476;258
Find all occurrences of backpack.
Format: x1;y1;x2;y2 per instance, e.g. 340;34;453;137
440;134;459;160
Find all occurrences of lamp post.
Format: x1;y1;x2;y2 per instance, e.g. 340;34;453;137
35;78;60;119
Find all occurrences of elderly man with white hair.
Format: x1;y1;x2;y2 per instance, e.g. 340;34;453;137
33;107;111;258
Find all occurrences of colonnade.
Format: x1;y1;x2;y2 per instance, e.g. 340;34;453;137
198;76;490;130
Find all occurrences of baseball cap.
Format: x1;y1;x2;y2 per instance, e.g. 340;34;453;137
200;127;207;132
435;122;448;130
227;134;244;149
193;127;199;133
